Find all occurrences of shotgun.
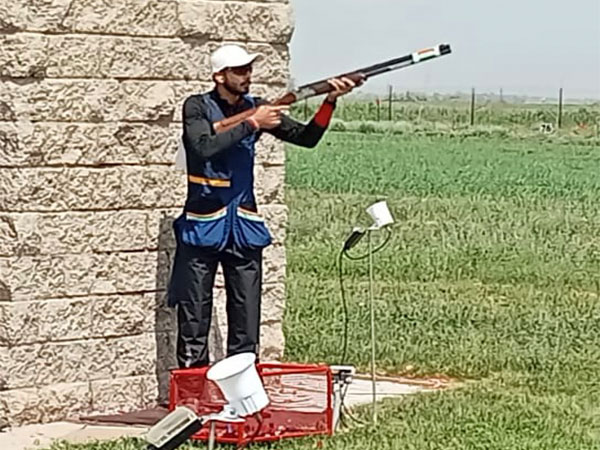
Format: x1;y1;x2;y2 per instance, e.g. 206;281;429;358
214;43;452;133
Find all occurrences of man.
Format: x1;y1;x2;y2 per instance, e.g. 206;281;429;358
168;44;359;368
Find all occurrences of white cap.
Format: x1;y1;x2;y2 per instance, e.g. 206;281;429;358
210;45;260;74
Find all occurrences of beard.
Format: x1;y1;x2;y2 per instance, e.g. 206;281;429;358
224;79;250;96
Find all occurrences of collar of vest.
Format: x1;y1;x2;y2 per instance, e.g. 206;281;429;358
209;89;254;113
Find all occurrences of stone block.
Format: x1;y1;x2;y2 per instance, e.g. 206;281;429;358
261;283;285;323
115;251;170;293
4;79;118;122
46;34;104;78
119;166;186;210
97;123;180;165
0;122;180;167
62;0;181;36
0;306;9;346
263;244;286;285
5;333;158;389
179;1;293;43
254;164;285;204
0;211;149;257
4;298;94;345
0;0;72;34
0;255;66;301
0;167;123;212
147;292;176;334
0;167;186;213
0;382;92;425
90;294;158;338
0;123;24;165
260;322;284;361
100;36;208;80
106;80;177;123
260;204;288;246
0;33;48;78
255;134;285;167
0;295;162;346
0;250;168;301
0;346;9;390
90;375;159;414
146;209;181;251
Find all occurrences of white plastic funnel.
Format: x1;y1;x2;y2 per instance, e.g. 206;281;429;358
206;353;269;417
366;200;394;229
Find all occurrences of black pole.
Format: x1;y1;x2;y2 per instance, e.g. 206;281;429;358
388;85;393;121
470;87;475;126
557;87;563;129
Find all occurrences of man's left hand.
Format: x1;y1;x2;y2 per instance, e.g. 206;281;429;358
326;76;363;102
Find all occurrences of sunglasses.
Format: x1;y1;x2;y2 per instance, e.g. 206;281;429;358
228;65;253;76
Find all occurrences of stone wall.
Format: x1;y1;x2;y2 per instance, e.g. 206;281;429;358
0;0;292;425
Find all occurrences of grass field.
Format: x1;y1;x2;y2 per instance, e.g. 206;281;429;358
282;132;600;448
46;132;600;449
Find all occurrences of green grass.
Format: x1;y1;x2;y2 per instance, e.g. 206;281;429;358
286;133;600;199
45;132;600;449
282;132;600;448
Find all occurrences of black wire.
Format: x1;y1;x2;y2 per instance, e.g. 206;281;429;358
342;228;392;261
338;380;368;427
343;404;368;427
237;413;264;449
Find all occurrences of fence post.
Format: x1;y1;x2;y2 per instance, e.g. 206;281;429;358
557;87;563;129
376;97;381;121
470;87;476;126
388;85;393;121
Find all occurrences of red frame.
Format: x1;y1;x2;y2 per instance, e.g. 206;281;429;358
169;362;333;445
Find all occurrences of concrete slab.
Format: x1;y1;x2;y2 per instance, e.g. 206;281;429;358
0;422;146;450
62;425;147;444
343;376;429;407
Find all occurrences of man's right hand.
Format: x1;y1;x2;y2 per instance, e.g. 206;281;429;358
250;105;289;129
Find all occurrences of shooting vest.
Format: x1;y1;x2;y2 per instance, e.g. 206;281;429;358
173;93;272;251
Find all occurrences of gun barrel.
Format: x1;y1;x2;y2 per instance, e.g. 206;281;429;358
290;43;452;103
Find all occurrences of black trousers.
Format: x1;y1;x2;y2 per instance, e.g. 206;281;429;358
168;241;262;368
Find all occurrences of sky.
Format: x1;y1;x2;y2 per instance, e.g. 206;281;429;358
289;0;600;100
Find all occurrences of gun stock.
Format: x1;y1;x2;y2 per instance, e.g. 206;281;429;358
213;43;452;133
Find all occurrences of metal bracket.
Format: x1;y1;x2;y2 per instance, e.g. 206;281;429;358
330;365;356;431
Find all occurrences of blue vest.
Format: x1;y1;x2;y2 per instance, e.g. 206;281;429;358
174;93;272;251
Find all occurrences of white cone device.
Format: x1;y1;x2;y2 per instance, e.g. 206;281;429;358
206;352;269;417
366;200;394;229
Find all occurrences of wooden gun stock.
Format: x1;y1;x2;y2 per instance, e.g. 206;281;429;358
213;43;451;134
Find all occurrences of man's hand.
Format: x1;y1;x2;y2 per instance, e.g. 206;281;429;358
326;76;364;102
250;105;289;130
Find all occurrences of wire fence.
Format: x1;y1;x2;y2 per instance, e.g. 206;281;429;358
291;87;600;133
